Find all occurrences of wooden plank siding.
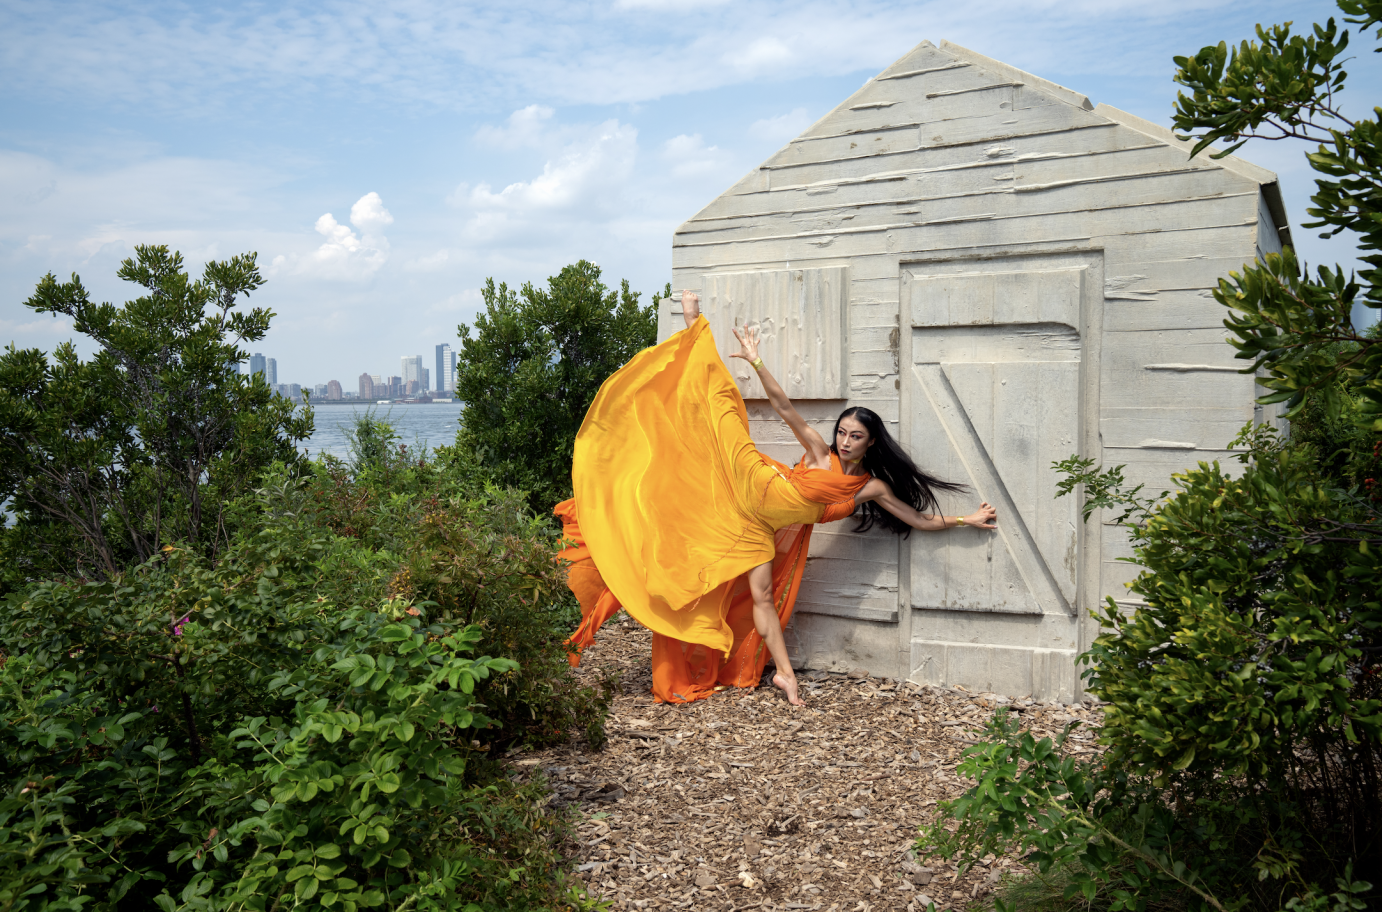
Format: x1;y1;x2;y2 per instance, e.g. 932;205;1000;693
660;38;1289;691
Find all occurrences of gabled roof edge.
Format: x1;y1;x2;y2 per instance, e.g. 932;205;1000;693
674;40;944;237
1093;103;1293;250
938;41;1093;111
1093;103;1275;182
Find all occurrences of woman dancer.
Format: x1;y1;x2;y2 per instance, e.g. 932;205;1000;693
556;291;997;706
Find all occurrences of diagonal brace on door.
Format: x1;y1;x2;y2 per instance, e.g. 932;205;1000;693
912;362;1075;616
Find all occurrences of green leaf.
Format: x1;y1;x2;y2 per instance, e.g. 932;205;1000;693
296;875;320;901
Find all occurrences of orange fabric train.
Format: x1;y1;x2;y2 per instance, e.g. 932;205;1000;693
555;316;869;703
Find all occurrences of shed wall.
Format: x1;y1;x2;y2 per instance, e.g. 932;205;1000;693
663;39;1280;698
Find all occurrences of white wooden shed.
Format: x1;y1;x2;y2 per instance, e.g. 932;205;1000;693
658;40;1291;701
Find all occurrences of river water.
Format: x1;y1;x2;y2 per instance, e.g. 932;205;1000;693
304;402;465;460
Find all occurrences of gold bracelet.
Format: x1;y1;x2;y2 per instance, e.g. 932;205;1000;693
955;516;965;527
749;357;765;371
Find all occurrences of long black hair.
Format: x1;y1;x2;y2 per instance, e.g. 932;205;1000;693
831;406;966;537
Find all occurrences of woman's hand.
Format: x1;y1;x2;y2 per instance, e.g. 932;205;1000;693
730;324;761;364
965;502;998;529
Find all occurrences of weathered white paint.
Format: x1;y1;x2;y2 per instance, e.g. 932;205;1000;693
661;38;1290;698
700;267;850;400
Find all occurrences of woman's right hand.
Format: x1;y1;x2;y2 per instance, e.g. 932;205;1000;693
730;325;761;363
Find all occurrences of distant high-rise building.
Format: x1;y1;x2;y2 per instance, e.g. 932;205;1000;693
286;383;302;401
406;379;420;397
401;355;423;387
326;380;342;400
266;358;278;387
314;384;329;399
435;343;455;393
420;367;429;393
387;375;402;399
370;374;381;386
358;373;374;400
249;352;267;383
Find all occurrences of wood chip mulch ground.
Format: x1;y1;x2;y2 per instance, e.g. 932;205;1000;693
508;615;1104;912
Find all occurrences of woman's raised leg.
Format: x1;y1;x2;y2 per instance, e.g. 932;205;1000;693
747;561;804;706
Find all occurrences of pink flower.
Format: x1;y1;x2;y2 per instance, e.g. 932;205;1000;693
172;614;190;636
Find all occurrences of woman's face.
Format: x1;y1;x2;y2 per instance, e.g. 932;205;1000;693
835;415;873;463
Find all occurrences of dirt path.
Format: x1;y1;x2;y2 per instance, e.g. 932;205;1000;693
509;617;1103;912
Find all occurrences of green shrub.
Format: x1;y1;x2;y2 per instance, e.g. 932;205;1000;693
396;491;614;752
922;432;1380;911
0;245;311;593
293;413;613;755
0;469;604;911
922;6;1382;908
453;261;662;516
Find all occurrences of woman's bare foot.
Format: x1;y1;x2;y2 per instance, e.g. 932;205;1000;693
681;289;700;328
772;672;805;707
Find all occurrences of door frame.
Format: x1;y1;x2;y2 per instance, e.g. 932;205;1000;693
895;244;1106;693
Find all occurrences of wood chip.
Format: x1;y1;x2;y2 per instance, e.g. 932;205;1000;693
526;617;1104;910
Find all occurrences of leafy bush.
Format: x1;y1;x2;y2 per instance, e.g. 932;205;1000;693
1289;327;1382;500
922;5;1382;909
1169;3;1380;427
344;410;413;479
453;261;663;515
0;462;608;911
392;491;613;752
926;429;1380;910
0;245;311;593
300;435;613;754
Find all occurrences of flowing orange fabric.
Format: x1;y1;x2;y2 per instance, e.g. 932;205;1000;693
555;316;869;702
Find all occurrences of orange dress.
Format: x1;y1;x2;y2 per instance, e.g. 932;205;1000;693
554;316;869;703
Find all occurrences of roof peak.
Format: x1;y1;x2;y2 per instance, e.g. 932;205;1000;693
936;40;1092;112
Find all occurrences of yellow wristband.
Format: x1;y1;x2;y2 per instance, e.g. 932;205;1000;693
955;516;965;527
750;357;765;371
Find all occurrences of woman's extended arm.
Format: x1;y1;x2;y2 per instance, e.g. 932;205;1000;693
728;321;832;468
857;478;998;531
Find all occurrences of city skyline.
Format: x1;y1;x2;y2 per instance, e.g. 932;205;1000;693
246;344;459;401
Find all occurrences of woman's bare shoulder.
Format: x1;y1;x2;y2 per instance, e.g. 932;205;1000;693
857;477;891;502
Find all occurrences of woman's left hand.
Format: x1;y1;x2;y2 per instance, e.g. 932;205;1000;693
730;325;761;364
965;502;998;529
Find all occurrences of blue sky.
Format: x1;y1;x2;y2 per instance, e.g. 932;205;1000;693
2;0;1378;386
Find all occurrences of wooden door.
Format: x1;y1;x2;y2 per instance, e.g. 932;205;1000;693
905;267;1086;616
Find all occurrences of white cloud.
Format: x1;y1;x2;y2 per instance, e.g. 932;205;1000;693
406;249;456;272
302;192;393;279
475;105;556;149
467;120;637;216
0;314;75;337
0;0;1267;111
750;107;814;144
614;0;730;9
727;36;795;75
661;133;732;179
